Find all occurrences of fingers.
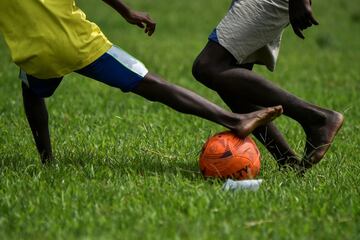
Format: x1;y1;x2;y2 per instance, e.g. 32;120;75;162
309;14;319;25
127;11;156;36
144;15;156;36
289;0;319;39
137;14;156;36
290;13;319;39
143;16;156;36
299;16;312;30
291;22;305;39
136;22;145;29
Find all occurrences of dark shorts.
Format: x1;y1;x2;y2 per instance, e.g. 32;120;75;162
20;46;149;98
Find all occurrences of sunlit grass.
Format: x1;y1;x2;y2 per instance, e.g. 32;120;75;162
0;0;359;239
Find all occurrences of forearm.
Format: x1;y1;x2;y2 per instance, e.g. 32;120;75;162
102;0;156;36
102;0;131;18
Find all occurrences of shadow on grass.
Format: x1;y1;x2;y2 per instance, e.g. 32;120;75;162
0;150;203;181
0;149;306;183
0;153;39;171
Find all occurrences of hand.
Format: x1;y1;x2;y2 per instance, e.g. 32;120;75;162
124;10;156;36
289;0;319;39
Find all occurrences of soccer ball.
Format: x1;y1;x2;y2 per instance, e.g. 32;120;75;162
199;131;261;180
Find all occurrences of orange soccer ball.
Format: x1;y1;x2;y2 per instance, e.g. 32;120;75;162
199;131;261;180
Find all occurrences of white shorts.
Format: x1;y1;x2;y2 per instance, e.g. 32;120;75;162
209;0;289;71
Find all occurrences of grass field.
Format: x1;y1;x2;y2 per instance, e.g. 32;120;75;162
1;0;360;239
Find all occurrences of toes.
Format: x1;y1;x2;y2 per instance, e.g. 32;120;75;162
274;105;283;114
267;105;283;116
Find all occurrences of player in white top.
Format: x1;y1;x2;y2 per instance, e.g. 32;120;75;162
192;0;344;171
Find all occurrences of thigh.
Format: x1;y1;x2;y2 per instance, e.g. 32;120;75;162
195;41;238;69
19;69;63;98
76;46;149;92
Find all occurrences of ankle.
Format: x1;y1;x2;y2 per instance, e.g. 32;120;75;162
223;112;242;130
300;107;327;127
40;152;53;164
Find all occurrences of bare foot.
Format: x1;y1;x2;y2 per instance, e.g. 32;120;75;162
232;105;283;138
278;155;301;169
302;110;344;168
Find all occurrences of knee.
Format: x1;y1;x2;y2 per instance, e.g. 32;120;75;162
133;73;170;102
191;57;203;81
192;56;218;89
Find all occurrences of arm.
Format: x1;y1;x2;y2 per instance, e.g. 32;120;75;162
102;0;156;36
289;0;319;39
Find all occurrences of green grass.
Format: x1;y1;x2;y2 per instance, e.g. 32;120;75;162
1;0;360;239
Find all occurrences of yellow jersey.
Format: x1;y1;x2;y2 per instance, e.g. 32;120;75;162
0;0;112;79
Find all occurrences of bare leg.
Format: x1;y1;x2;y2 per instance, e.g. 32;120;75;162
218;63;299;167
192;41;343;169
302;109;344;168
22;82;53;164
220;94;299;167
131;73;283;138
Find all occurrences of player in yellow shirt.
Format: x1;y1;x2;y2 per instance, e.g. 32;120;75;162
0;0;283;163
